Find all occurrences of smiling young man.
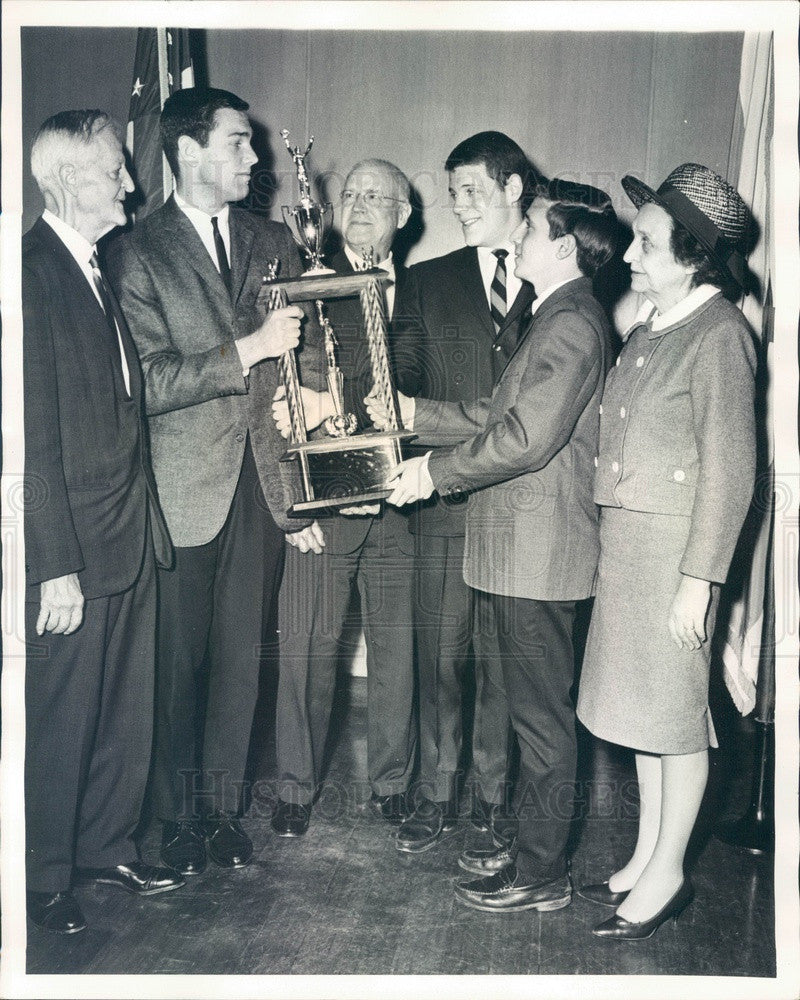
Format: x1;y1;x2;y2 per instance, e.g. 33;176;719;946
23;110;182;935
388;132;537;854
379;179;617;912
107;88;325;879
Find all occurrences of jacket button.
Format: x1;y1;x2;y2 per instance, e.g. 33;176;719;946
636;356;645;367
493;344;501;352
673;468;686;482
612;461;620;473
236;432;244;442
620;407;626;418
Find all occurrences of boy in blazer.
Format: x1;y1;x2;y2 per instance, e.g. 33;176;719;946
379;180;618;912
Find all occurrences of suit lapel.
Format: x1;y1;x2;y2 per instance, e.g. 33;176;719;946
453;247;494;337
500;281;535;337
498;277;589;379
159;196;232;306
229;207;256;304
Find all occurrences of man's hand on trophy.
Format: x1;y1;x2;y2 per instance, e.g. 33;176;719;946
286;521;326;554
385;453;435;506
364;388;415;431
236;305;304;370
339;503;381;516
272;385;335;438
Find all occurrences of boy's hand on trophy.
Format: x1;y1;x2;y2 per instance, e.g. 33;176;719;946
237;305;304;370
385;454;434;506
365;388;415;431
272;385;334;438
286;521;326;554
340;503;381;516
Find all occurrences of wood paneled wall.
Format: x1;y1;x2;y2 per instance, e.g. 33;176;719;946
22;27;743;263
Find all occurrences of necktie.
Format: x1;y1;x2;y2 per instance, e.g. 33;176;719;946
90;252;131;395
489;248;508;333
211;215;232;295
90;252;118;322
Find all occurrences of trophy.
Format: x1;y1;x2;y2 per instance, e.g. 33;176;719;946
259;130;413;515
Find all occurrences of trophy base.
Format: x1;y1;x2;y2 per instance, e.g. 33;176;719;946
282;431;415;515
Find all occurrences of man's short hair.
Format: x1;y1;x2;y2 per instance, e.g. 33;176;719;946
30;110;121;196
536;178;618;278
445;131;537;203
345;158;411;204
160;87;249;179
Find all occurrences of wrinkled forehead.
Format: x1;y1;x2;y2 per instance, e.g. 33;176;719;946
82;125;125;167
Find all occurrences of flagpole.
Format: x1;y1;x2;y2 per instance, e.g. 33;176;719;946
157;28;172;204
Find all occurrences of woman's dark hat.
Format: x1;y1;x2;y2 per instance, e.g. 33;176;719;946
621;163;750;287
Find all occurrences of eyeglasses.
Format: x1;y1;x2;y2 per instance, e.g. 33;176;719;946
340;190;406;208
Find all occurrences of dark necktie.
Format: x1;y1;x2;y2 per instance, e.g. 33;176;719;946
90;251;118;324
90;252;130;395
211;215;232;295
489;248;508;333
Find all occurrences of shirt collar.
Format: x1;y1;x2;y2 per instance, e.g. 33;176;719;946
42;209;96;267
650;283;720;331
477;241;515;265
528;276;577;319
174;190;230;230
344;244;394;278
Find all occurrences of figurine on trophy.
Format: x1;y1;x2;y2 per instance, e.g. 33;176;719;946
259;129;413;514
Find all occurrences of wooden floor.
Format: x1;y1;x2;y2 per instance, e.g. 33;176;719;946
25;673;775;978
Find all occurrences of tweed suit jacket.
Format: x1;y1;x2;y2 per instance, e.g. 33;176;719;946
415;276;610;601
392;244;535;537
593;290;756;584
23;217;172;599
107;196;325;544
310;250;418;556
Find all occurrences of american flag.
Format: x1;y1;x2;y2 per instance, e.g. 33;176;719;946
126;28;194;219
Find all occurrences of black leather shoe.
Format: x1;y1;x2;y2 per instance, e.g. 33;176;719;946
368;792;408;825
27;890;87;934
161;821;206;876
454;864;572;913
592;879;694;940
271;800;311;838
396;799;457;853
74;862;185;895
205;812;253;867
578;880;630;906
458;840;516;876
470;796;494;832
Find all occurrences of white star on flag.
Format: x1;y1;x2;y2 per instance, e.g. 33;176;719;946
132;77;144;98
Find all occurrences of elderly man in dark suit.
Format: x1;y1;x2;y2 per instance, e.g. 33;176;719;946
376;179;617;912
389;133;537;853
23;110;183;935
107;88;324;878
270;159;422;835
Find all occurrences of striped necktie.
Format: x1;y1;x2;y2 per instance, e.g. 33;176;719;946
489;248;508;333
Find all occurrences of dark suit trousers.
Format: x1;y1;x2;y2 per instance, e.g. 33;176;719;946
151;439;284;820
276;515;416;805
25;541;156;894
415;535;511;804
492;594;577;880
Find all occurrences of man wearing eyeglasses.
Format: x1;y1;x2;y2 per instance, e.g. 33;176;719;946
270;159;423;836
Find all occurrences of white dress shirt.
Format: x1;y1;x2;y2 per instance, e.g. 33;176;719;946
42;209;131;394
174;191;231;274
344;244;397;319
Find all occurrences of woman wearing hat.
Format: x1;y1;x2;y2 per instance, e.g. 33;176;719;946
576;163;757;939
